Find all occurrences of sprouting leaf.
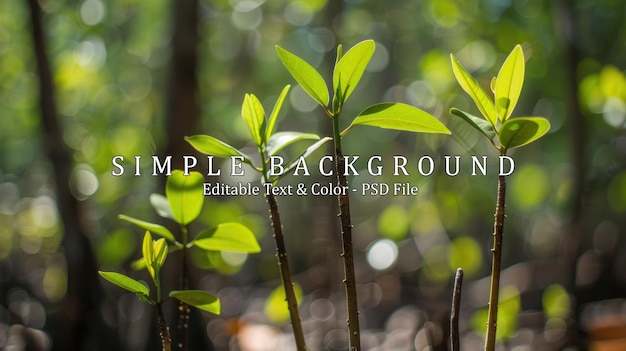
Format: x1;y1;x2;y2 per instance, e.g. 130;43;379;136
99;271;151;302
344;102;451;136
495;45;525;122
185;135;251;162
264;283;303;324
242;93;266;145
499;117;550;150
333;39;375;104
266;131;320;156
166;170;205;225
132;245;181;271
169;290;220;315
450;53;497;126
118;214;176;243
142;231;156;281
335;44;343;64
266;85;291;141
279;137;332;179
149;193;174;220
276;45;329;108
193;222;261;253
153;238;168;269
450;108;496;140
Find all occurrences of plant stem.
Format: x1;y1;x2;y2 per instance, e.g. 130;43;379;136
484;175;507;351
157;302;172;351
450;268;464;351
266;192;307;350
332;115;361;351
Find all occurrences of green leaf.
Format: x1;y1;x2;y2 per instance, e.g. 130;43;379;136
266;85;291;141
193;222;260;253
153;238;168;269
266;131;320;156
242;93;266;145
131;257;147;270
495;45;525;122
149;193;174;220
450;53;497;126
169;290;220;315
450;108;496;140
166;170;205;225
335;44;343;64
118;214;176;243
345;102;451;136
142;231;156;281
276;45;329;108
132;245;181;271
499;117;550;150
333;39;375;104
99;271;151;301
185;135;251;162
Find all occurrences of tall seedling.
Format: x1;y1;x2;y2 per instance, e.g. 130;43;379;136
186;86;330;350
100;170;261;351
276;40;451;350
449;45;550;351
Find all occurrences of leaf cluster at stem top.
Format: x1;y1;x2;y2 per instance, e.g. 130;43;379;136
449;44;550;154
186;85;330;184
276;40;451;137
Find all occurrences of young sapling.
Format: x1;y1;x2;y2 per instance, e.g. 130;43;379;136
276;39;451;350
186;86;330;351
100;170;259;351
449;44;550;351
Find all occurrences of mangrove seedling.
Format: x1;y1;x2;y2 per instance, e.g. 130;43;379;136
276;39;451;350
186;85;330;351
449;44;550;351
100;170;260;351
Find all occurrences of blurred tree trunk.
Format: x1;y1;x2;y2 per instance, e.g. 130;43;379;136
25;0;118;350
162;0;201;170
150;0;213;350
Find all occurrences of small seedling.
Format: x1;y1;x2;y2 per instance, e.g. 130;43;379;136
449;44;550;351
186;86;329;350
99;170;260;351
276;39;451;350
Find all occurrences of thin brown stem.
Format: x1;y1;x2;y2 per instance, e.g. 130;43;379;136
158;302;172;351
450;268;464;351
334;146;361;350
266;193;307;350
331;111;361;350
484;175;507;351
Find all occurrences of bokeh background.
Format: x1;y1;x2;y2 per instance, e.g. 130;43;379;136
1;0;626;350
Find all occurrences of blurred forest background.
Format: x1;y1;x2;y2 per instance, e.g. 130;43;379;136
1;0;626;350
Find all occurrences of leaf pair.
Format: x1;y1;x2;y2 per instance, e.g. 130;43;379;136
120;171;261;268
99;270;221;314
276;40;451;136
143;231;168;286
243;85;291;147
276;40;374;111
450;45;550;151
118;170;205;246
187;86;330;182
